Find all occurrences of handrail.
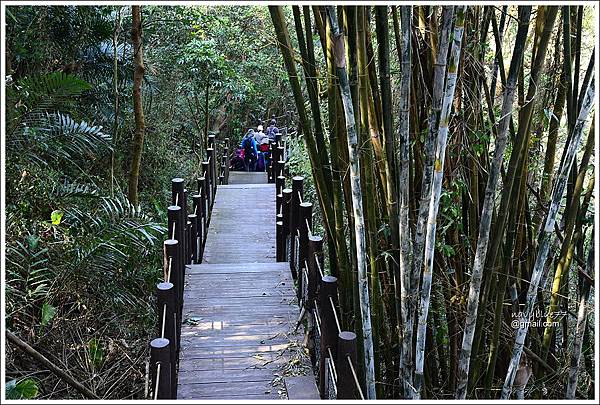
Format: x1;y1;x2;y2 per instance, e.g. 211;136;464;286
149;135;230;399
348;357;365;399
275;163;365;399
153;363;161;400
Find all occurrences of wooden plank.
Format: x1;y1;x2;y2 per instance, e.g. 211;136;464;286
226;171;269;185
285;375;321;400
180;344;290;358
181;327;294;340
181;333;292;345
178;367;276;384
187;262;290;274
179;391;282;400
185;287;295;298
178;354;287;372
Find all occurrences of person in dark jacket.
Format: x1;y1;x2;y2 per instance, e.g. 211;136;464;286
266;118;279;142
241;129;258;171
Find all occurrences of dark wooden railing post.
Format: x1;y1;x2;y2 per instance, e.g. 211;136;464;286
182;188;190;265
201;162;211;219
307;235;323;308
192;193;204;262
267;141;275;183
208;134;217;197
278;159;286;178
171;179;187;267
276;175;285;197
150;337;172;399
164;237;181;346
157;281;177;396
206;149;215;207
223;137;230;184
188;213;198;264
171;178;184;205
167;206;184;307
282;188;292;263
276;193;284;262
271;141;278;182
276;142;285;166
318;275;338;398
289;176;303;279
298;202;312;302
336;331;359;399
220;155;226;185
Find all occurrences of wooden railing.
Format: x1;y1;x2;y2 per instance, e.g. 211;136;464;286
148;135;231;399
272;136;365;399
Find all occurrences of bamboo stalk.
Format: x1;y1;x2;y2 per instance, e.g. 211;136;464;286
414;6;466;398
565;233;594;399
541;119;594;355
413;7;453;395
454;6;532;399
501;76;594;399
396;6;416;399
325;6;377;398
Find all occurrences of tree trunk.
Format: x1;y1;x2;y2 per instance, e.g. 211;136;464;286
111;7;122;198
128;5;145;207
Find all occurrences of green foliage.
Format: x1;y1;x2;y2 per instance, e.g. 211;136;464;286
6;378;40;399
41;302;57;326
50;210;63;226
4;4;293;399
16;72;92;116
88;338;104;369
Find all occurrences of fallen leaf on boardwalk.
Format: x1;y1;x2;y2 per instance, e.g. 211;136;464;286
183;317;201;326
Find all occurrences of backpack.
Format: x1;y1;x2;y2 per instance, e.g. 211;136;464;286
242;136;255;156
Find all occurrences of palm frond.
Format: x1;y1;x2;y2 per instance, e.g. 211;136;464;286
10;112;111;172
17;72;92;115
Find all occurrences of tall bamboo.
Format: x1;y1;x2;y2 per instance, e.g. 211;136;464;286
565;232;594;399
541;117;594;356
414;6;466;398
325;6;377;398
396;6;415;399
454;6;532;399
413;8;453;396
501;77;594;399
269;6;337;257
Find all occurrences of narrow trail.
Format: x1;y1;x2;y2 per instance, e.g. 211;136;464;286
177;171;314;399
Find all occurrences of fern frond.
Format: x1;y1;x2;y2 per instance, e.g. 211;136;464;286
18;72;92;114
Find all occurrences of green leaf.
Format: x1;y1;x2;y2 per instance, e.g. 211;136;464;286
442;244;456;258
26;235;39;250
88;338;104;369
6;378;39;399
51;210;63;225
41;302;57;326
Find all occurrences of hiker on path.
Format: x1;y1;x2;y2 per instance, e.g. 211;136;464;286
241;129;258;172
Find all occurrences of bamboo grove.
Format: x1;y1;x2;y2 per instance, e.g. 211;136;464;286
269;5;596;400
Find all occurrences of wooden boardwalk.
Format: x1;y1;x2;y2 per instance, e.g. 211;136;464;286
177;171;314;400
